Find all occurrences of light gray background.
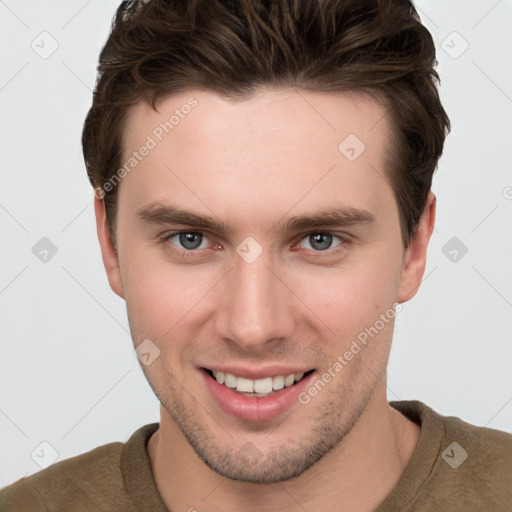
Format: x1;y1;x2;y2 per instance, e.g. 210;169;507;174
1;0;511;488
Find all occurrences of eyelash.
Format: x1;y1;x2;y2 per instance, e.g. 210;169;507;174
159;230;350;258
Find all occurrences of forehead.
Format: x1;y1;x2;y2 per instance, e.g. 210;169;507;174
123;87;389;159
118;87;396;232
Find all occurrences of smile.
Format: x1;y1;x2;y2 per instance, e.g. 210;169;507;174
201;366;316;421
205;368;312;397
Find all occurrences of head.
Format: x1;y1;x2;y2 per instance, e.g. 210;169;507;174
83;0;449;484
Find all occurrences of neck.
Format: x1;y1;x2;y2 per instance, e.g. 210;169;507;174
147;388;420;512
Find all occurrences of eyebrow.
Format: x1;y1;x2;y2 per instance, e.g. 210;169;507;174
136;201;375;233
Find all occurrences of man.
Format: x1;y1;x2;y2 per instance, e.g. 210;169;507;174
1;0;511;510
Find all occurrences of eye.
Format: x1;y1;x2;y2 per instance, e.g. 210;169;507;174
297;232;343;252
164;231;210;251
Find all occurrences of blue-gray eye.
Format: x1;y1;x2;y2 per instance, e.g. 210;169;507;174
299;233;342;251
168;232;207;250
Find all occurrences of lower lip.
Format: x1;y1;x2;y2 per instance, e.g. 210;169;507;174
201;369;315;422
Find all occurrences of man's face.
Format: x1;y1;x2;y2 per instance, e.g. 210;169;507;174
108;88;413;482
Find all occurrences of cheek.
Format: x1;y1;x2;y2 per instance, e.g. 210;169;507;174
291;249;401;337
120;248;218;338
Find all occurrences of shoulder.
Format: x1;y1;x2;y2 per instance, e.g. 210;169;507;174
420;402;512;508
440;410;512;478
0;440;132;511
390;400;512;509
393;399;512;464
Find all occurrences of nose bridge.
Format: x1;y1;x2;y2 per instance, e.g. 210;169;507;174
216;244;293;349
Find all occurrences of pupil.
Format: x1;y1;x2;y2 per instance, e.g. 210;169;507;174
311;233;331;251
180;232;202;250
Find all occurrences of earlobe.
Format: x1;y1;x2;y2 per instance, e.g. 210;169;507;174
397;191;436;303
94;196;125;299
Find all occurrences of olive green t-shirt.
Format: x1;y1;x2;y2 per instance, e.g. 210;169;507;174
1;400;511;511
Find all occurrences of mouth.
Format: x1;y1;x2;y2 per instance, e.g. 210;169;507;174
202;368;315;398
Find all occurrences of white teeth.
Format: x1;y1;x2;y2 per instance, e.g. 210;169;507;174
212;370;308;394
272;375;285;391
236;377;254;393
254;377;273;394
284;374;295;387
224;372;237;388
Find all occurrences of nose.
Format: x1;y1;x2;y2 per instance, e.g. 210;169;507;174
215;246;295;352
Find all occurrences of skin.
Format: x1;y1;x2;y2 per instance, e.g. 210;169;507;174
95;87;435;511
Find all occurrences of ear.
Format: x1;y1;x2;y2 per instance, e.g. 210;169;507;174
397;191;436;303
94;196;125;299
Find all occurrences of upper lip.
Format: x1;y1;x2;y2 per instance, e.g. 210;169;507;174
202;365;314;380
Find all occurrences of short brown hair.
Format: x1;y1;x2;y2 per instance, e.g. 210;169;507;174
82;0;450;248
